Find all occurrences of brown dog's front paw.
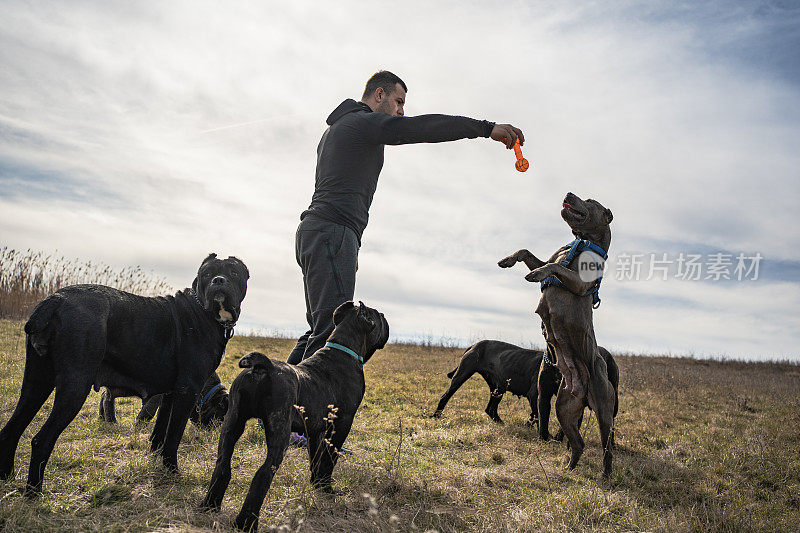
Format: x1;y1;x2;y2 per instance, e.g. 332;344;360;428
497;256;517;268
525;268;548;282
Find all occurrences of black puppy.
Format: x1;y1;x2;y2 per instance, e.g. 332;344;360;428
0;253;248;495
432;340;619;442
202;301;389;532
431;340;554;425
99;372;229;429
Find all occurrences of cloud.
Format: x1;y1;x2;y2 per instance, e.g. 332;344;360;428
1;1;798;360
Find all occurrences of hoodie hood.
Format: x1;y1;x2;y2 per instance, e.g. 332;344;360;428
326;99;371;126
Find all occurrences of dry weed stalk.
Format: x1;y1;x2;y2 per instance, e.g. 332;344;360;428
0;247;172;319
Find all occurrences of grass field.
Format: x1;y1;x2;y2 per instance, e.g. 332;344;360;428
0;318;798;532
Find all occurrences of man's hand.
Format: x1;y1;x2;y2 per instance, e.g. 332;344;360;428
491;124;525;149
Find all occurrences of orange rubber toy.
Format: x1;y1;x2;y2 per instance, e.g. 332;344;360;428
502;137;529;172
512;138;529;172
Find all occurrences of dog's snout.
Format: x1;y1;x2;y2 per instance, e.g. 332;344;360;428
211;276;226;286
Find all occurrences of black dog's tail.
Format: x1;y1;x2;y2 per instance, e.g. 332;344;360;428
447;345;473;378
24;294;63;357
447;341;487;378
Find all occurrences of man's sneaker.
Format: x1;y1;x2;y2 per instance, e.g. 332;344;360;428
288;432;308;448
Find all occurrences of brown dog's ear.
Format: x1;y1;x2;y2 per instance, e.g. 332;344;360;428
357;301;376;331
332;301;356;326
604;208;613;224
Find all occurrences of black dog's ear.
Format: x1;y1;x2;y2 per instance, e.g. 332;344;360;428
357;301;376;331
228;256;250;280
604;208;613;224
333;301;356;326
203;253;218;265
239;352;272;373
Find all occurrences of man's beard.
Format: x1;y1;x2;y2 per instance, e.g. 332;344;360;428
375;97;394;115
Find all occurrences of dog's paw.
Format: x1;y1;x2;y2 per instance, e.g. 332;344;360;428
497;257;517;268
525;267;549;282
234;512;259;532
22;484;42;499
431;410;443;419
199;494;222;513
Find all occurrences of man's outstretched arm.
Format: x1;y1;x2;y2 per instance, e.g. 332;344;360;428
366;113;523;149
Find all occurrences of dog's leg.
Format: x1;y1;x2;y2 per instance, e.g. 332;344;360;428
158;390;196;472
137;395;162;424
99;389;118;423
525;264;596;295
202;405;247;512
308;416;352;492
555;383;586;471
432;353;478;418
589;357;616;479
98;390;106;421
536;376;557;440
0;342;55;480
526;384;538;429
498;249;546;270
536;371;557;440
235;422;290;531
149;393;173;453
25;376;91;495
484;379;506;424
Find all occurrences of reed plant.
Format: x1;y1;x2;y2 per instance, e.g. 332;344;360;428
0;247;173;320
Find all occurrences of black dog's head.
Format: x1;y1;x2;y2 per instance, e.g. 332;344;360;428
560;192;613;245
192;253;249;326
193;389;229;429
238;351;272;374
332;301;389;363
191;375;229;429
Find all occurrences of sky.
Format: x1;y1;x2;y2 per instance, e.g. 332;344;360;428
1;1;799;361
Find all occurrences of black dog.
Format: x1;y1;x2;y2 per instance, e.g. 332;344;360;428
202;301;389;532
432;340;619;442
0;253;248;494
99;372;229;429
432;340;553;425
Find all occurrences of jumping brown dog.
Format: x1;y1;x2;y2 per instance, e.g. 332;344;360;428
499;192;617;478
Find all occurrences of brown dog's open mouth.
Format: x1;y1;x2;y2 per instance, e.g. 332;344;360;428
562;202;587;220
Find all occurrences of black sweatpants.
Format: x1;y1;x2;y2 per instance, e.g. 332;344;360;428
287;215;359;364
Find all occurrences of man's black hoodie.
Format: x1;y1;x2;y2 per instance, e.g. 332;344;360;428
301;99;495;243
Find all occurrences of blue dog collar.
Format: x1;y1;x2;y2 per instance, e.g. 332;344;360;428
325;342;363;363
200;383;224;407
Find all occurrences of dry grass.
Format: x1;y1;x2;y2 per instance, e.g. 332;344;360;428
0;319;798;532
0;247;172;320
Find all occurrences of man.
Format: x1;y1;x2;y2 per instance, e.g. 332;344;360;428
287;70;524;365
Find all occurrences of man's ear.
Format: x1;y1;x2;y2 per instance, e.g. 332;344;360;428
333;301;356;326
604;208;614;224
357;301;376;331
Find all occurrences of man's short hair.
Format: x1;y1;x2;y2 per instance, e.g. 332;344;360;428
362;70;407;99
